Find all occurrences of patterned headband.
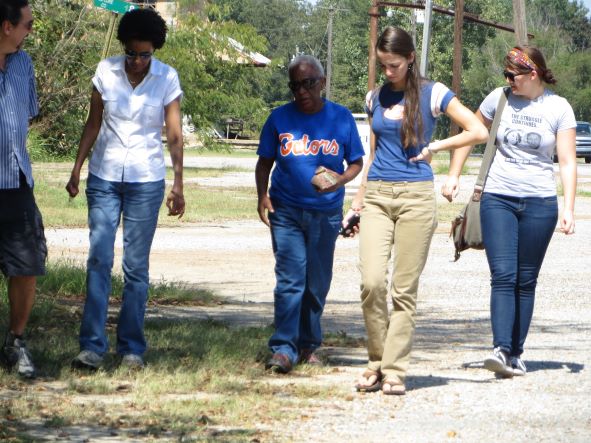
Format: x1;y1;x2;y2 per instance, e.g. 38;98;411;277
507;48;538;71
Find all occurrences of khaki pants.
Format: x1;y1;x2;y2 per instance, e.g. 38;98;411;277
359;180;437;382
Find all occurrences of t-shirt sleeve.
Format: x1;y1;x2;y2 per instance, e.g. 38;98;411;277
479;87;503;121
430;82;455;117
555;98;577;132
257;114;278;159
164;67;183;105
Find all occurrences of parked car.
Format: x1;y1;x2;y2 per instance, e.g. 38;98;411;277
576;121;591;163
553;121;591;163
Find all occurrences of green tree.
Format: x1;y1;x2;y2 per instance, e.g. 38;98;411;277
28;0;105;157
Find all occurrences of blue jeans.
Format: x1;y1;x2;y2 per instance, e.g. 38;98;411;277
80;174;164;356
481;192;557;356
268;202;342;364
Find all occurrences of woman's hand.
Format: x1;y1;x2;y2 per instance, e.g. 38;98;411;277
341;208;361;238
409;146;434;163
560;209;575;235
65;172;80;198
441;175;460;202
166;189;185;219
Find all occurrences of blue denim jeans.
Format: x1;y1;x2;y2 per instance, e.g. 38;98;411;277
80;174;164;356
268;201;342;364
481;192;557;356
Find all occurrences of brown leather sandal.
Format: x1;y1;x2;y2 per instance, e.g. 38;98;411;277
381;378;406;395
355;369;382;392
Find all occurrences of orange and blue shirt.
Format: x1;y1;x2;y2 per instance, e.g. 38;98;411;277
258;99;364;210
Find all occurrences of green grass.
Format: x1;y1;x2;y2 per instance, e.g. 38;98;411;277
0;260;217;306
165;165;251;180
0;272;345;441
183;149;257;158
32;163;258;227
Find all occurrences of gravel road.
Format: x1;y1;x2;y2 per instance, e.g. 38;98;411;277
43;157;591;442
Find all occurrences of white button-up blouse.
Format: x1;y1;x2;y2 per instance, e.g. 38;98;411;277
89;55;183;183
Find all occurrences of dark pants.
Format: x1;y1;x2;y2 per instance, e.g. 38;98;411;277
481;192;557;356
0;172;47;277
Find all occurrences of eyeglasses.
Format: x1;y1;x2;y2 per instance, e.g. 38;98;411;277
288;77;322;92
125;50;153;60
503;70;528;82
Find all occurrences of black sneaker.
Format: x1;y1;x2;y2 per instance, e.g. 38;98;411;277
484;347;513;378
71;350;103;370
265;353;293;374
510;356;527;376
1;333;36;379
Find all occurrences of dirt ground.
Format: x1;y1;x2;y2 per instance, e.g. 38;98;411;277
33;157;591;442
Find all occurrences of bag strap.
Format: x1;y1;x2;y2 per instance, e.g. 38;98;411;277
472;87;510;201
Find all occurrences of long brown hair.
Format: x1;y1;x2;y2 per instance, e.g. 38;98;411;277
376;26;423;148
505;46;557;85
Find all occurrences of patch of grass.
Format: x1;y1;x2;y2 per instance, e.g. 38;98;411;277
32;163;258;227
166;166;251;180
0;260;218;306
0;295;335;441
183;149;257;158
431;159;468;176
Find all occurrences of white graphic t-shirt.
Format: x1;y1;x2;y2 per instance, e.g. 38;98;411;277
480;87;576;197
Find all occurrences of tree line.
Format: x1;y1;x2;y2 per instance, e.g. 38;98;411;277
27;0;591;158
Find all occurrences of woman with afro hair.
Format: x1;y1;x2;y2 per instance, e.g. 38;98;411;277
67;7;184;370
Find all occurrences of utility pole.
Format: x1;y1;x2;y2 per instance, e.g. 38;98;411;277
450;0;464;136
512;0;528;45
326;7;334;100
419;0;434;77
368;2;379;92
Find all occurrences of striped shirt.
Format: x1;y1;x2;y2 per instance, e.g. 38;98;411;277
0;50;39;189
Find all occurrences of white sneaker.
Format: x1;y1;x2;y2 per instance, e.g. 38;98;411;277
510;356;527;376
484;347;514;377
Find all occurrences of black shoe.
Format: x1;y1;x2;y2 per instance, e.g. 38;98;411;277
265;353;292;374
2;332;36;379
484;347;513;378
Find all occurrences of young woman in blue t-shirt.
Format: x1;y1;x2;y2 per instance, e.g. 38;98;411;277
349;27;488;395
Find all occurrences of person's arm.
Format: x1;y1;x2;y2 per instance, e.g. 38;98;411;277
443;109;492;201
164;96;185;218
411;97;489;201
255;156;275;226
66;88;103;198
556;127;577;234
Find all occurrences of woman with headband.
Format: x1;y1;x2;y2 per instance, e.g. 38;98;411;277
449;46;577;377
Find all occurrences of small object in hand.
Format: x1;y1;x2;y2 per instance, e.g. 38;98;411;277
340;213;360;237
311;166;338;190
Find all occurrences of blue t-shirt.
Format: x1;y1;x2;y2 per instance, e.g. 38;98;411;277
258;99;365;210
367;81;455;182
